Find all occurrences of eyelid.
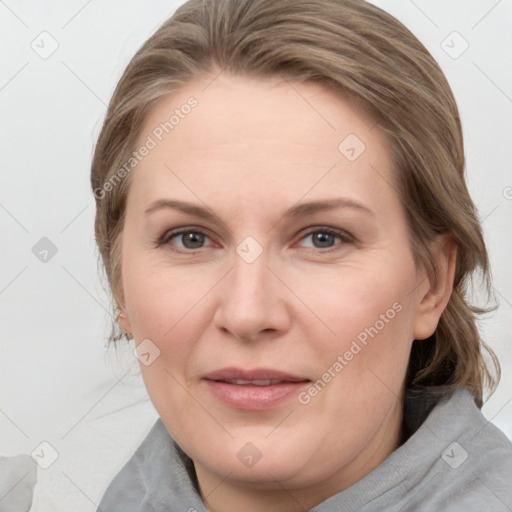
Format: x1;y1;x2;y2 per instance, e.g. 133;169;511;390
295;226;355;246
157;226;217;250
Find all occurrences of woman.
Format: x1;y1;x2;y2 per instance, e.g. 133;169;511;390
91;0;512;510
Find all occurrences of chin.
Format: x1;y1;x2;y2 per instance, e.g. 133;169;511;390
190;431;320;486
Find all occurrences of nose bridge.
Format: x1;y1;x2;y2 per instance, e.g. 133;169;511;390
213;244;289;339
229;246;272;309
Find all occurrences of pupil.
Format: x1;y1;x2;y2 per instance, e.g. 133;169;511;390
183;232;204;249
313;232;334;248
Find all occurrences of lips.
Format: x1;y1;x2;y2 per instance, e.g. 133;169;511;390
220;379;288;386
204;367;308;383
202;367;310;410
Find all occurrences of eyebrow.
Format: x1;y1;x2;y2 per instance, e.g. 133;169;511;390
284;198;374;218
144;197;374;220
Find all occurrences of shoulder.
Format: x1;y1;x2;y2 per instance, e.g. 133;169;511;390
96;419;171;511
96;419;206;512
405;387;512;511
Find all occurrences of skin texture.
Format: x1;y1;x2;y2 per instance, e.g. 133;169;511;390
118;72;456;512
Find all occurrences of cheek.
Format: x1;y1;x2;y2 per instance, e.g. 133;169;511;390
292;261;417;451
124;274;212;361
297;258;417;352
294;252;418;416
122;240;211;340
123;266;216;422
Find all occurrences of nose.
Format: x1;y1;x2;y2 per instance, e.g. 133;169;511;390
213;249;291;342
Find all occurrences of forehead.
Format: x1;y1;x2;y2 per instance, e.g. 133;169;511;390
128;73;397;215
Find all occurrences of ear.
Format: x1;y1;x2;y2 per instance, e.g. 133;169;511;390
117;307;133;335
412;234;457;340
115;277;132;335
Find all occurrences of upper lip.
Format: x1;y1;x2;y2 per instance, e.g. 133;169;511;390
203;367;310;383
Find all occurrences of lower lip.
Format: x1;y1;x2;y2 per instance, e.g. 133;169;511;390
203;380;310;410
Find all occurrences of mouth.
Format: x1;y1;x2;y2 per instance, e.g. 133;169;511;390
202;367;311;410
216;378;296;386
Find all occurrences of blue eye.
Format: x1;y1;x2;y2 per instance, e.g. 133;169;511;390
178;231;206;249
299;229;350;249
161;230;212;250
310;231;337;248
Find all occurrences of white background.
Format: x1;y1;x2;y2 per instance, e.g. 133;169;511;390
1;1;511;510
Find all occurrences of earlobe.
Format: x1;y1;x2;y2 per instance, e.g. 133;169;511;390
412;235;457;340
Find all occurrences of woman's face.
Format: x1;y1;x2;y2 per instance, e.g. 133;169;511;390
118;73;442;501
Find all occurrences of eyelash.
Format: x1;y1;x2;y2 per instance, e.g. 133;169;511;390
156;226;354;253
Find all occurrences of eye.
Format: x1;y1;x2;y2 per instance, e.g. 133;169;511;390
159;229;214;250
298;228;352;250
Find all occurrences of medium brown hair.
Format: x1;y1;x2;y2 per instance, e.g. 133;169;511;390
91;0;499;406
